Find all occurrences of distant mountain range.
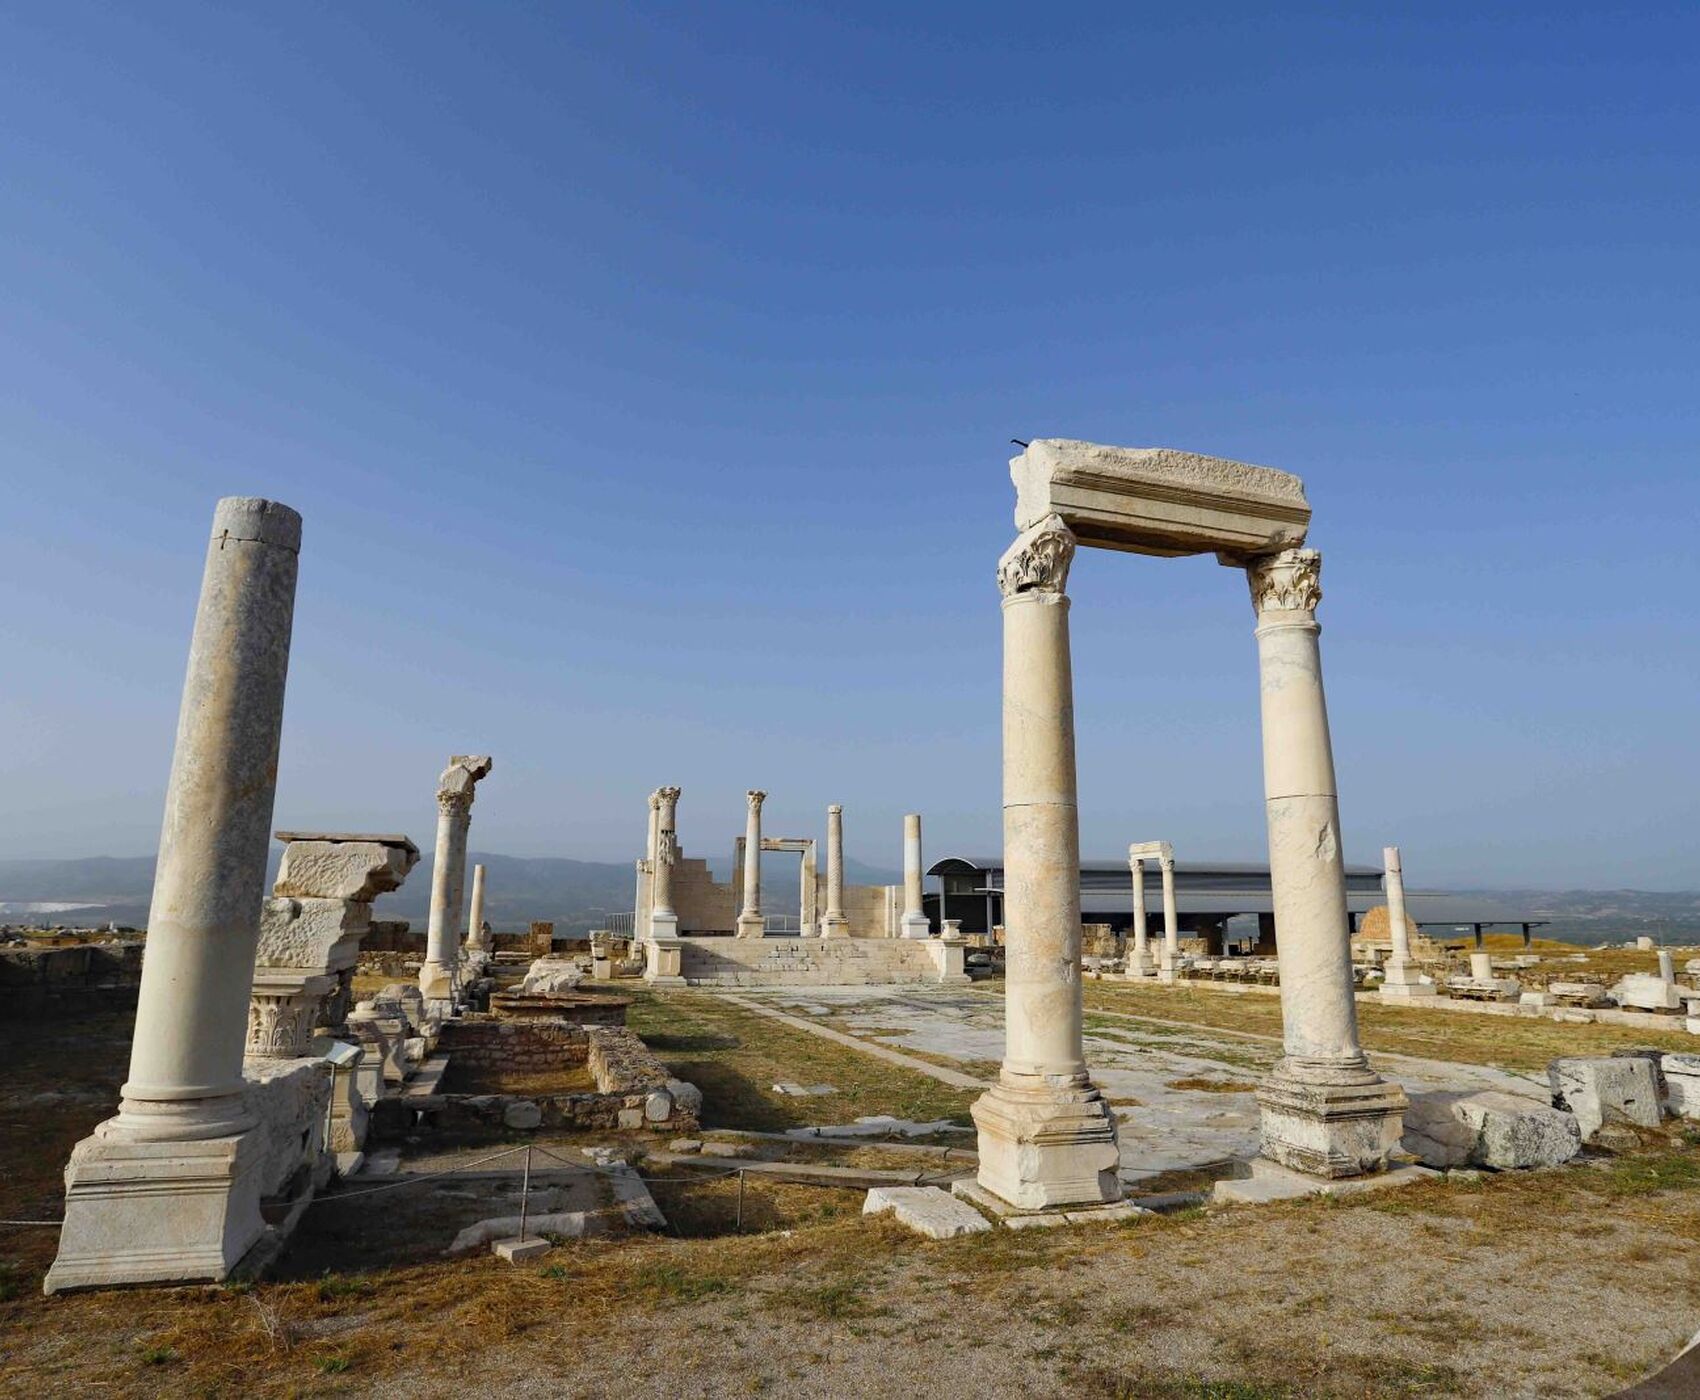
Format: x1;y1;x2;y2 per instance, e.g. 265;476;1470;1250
0;851;904;935
3;856;1696;942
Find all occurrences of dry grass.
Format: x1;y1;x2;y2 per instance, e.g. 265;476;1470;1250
437;1061;598;1095
625;990;979;1130
1080;980;1697;1071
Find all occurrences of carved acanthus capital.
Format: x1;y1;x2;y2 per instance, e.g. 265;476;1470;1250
657;785;681;808
648;790;662;810
746;790;767;810
996;514;1075;598
1246;548;1322;616
437;789;474;819
437;754;493;814
827;803;842;816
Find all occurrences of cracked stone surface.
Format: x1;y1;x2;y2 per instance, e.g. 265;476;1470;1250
738;985;1548;1179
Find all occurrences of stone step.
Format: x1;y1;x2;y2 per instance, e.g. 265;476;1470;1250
403;1054;450;1098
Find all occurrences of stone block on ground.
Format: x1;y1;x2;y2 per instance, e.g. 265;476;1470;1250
1211;1159;1438;1205
1660;1053;1700;1119
1452;1091;1583;1168
448;1212;590;1254
1549;1056;1663;1142
493;1236;551;1263
863;1185;992;1239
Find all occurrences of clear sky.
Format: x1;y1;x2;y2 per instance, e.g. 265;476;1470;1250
1;4;1696;888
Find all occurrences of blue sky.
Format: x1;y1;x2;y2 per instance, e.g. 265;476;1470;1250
1;3;1695;887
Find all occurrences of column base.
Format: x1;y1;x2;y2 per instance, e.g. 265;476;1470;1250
645;938;686;987
45;1122;267;1294
1380;981;1437;1002
1255;1061;1407;1179
735;915;766;940
900;913;932;940
818;915;850;938
970;1077;1123;1210
418;960;455;1004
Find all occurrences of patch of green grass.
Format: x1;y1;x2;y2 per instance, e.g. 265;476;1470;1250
312;1273;374;1303
314;1352;352;1375
777;1274;887;1321
629;1261;733;1304
137;1345;179;1366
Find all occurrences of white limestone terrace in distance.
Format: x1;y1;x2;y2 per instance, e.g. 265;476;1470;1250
720;985;1546;1185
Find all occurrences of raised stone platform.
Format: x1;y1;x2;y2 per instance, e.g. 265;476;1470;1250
677;936;959;987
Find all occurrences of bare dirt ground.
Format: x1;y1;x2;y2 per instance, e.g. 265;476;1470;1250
5;990;1700;1398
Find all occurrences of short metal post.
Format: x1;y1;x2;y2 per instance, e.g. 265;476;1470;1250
519;1144;532;1242
735;1169;745;1232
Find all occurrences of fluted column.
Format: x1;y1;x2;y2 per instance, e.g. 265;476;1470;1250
736;790;767;938
820;804;849;936
900;813;930;938
1126;854;1151;977
1379;844;1433;1000
465;863;489;953
634;790;661;943
48;497;300;1293
1245;548;1404;1176
970;516;1120;1210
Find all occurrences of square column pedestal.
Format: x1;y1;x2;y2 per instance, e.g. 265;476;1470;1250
644;932;686;988
1255;1064;1408;1179
47;1128;268;1293
970;1079;1122;1210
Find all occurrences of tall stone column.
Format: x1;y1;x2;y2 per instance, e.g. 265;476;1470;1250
1379;845;1433;1000
820;803;850;936
970;516;1121;1210
1157;852;1181;982
1126;854;1151;977
465;863;489;953
645;787;686;984
649;787;681;939
634;789;661;942
420;754;493;1009
900;813;930;938
736;790;767;938
1245;549;1404;1176
48;497;301;1293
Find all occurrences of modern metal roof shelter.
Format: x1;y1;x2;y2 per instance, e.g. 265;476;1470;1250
926;855;1546;949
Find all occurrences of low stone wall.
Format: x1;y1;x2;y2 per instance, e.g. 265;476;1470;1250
379;1019;700;1141
488;991;630;1025
677;935;947;987
0;941;144;1017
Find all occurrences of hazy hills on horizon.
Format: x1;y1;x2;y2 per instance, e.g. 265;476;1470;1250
3;854;1698;941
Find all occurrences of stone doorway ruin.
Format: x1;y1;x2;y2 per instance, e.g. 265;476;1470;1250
731;835;818;937
972;440;1407;1212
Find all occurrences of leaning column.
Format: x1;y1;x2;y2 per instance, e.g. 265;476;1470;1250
1245;548;1405;1176
1378;845;1434;1001
48;497;302;1293
736;790;767;938
969;516;1121;1210
900;813;930;938
820;803;850;936
420;754;492;1011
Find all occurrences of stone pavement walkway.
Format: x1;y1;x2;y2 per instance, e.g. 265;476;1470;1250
715;984;1549;1182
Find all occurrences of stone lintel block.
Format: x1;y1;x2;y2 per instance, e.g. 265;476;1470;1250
1452;1091;1582;1168
1256;1073;1407;1179
273;837;420;902
45;1125;268;1293
1011;438;1310;559
970;1081;1122;1210
256;897;371;972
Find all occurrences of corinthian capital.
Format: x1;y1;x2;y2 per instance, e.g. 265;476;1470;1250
997;514;1076;598
746;789;767;809
1246;548;1322;616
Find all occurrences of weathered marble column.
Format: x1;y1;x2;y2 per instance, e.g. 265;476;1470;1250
820;803;850;936
1245;549;1405;1176
48;497;301;1293
634;789;661;942
1157;852;1181;982
736;790;767;938
1379;845;1433;1001
900;813;930;938
649;787;681;940
420;754;493;1009
970;516;1121;1209
1126;854;1151;977
465;863;489;953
